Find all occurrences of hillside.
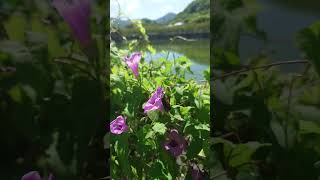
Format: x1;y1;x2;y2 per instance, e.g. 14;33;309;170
170;0;210;24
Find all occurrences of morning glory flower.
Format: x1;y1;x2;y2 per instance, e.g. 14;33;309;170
163;129;188;157
124;52;141;78
191;165;204;180
52;0;92;47
143;87;164;113
21;171;53;180
110;116;128;135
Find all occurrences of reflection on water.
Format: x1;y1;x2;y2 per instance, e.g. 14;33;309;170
239;0;320;72
145;39;210;81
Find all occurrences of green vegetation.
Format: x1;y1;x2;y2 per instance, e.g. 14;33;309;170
171;0;210;24
111;18;211;180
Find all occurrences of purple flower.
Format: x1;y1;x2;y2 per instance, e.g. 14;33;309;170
124;52;141;78
191;165;204;180
143;87;164;113
163;129;188;157
110;116;128;135
21;171;53;180
52;0;92;47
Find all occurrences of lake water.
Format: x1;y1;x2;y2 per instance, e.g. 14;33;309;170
144;39;210;81
239;0;320;72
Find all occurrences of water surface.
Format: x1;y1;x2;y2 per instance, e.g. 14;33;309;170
239;0;320;72
145;39;210;81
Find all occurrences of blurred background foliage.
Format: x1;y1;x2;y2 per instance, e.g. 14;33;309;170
0;0;109;179
212;0;320;179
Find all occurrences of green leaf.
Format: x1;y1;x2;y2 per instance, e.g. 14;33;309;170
296;21;320;76
229;142;270;167
194;123;210;131
270;113;297;148
148;160;173;180
314;161;320;169
4;14;27;42
147;110;160;121
186;137;203;159
8;85;22;103
300;120;320;135
214;79;235;105
21;85;37;103
293;105;320;123
270;115;286;147
147;45;156;54
0;41;33;63
180;106;193;116
47;28;65;58
145;130;155;139
198;149;206;158
152;122;167;134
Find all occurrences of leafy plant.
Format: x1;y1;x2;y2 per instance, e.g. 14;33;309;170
110;19;211;179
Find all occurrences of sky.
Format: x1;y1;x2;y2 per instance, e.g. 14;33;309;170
110;0;194;20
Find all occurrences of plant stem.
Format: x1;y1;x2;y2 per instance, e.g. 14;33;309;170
285;76;294;148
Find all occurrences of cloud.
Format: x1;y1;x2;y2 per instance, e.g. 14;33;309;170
149;0;163;2
111;0;193;19
126;0;140;14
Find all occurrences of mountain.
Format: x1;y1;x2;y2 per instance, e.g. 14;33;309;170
156;13;176;24
171;0;210;24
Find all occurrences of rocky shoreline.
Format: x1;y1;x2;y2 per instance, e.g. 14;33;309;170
111;30;210;42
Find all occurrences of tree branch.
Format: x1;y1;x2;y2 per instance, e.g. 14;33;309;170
213;60;309;80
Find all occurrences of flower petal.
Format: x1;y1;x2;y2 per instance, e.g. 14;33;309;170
130;52;142;64
21;171;42;180
143;103;156;113
125;52;141;78
47;173;54;180
144;87;164;113
163;141;171;150
153;98;164;111
163;129;187;157
52;0;92;47
110;115;128;134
